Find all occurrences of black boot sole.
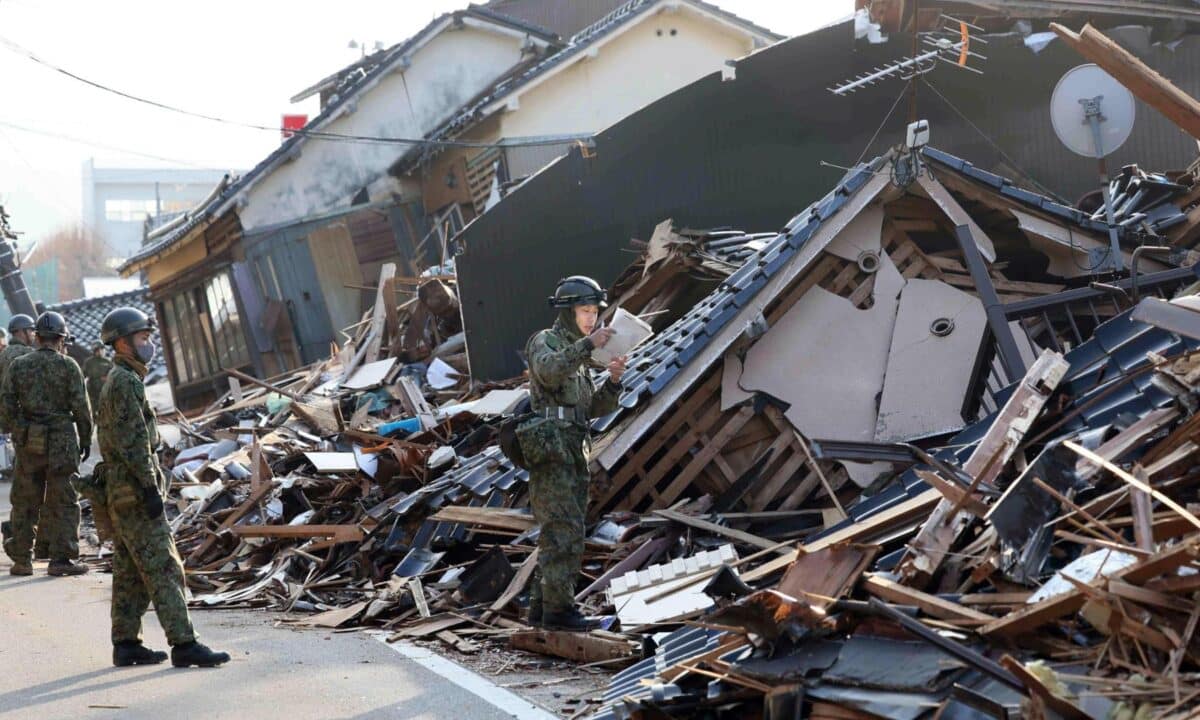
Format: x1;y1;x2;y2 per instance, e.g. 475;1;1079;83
172;656;230;668
114;654;167;667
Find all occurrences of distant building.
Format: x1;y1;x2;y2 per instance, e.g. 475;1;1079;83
80;158;229;261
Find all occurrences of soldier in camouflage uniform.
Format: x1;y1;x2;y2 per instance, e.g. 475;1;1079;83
518;276;626;630
1;312;91;577
96;307;230;668
82;341;113;420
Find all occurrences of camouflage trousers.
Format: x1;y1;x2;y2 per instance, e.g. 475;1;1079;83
2;451;79;563
528;440;590;615
106;473;195;647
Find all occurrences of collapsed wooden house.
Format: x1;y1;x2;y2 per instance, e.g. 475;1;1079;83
587;145;1200;519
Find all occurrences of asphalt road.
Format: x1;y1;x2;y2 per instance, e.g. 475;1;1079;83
0;481;548;720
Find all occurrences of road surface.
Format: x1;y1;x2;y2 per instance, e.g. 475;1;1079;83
0;481;554;720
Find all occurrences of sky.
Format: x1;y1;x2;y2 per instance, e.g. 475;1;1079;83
0;0;852;246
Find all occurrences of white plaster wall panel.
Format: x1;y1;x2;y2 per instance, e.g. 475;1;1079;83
721;248;904;442
874;279;987;442
497;10;752;140
240;28;527;231
824;204;884;262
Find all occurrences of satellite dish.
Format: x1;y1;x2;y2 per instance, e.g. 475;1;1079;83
1050;64;1136;158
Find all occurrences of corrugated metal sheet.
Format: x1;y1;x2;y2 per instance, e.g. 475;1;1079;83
457;19;1200;381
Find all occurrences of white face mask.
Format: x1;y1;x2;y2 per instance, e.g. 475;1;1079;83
135;339;156;363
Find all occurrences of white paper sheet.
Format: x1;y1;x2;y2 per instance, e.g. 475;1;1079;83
426;357;461;389
592;307;653;366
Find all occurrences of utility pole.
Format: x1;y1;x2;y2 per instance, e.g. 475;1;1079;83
0;206;39;319
908;0;920;123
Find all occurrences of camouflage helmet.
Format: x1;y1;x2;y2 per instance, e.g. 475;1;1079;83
7;313;34;334
91;340;105;353
34;311;70;339
101;307;155;345
548;276;607;309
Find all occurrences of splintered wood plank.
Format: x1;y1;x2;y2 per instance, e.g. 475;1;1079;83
1050;23;1200;141
981;539;1200;637
1066;441;1200;534
510;630;638;664
901;349;1069;585
596;371;721;509
230;524;364;543
614;390;726;511
482;549;538;622
743;489;942;584
656;404;757;507
777;543;878;608
427;506;536;533
862;574;994;624
654;509;787;553
187;479;277;565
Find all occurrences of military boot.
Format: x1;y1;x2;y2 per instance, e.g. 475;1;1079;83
113;642;168;667
541;607;600;632
47;559;89;576
171;642;231;668
9;560;32;576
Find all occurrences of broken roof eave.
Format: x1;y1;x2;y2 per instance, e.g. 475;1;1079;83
217;11;560;223
290;9;560;104
119;217;212;278
596;168;896;471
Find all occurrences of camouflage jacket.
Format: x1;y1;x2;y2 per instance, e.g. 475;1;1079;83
526;317;621;423
0;340;32;432
82;355;113;405
0;346;92;462
97;354;160;490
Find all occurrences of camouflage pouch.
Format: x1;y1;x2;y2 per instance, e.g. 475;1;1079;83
24;422;47;455
75;466;114;542
516;417;571;468
106;471;142;517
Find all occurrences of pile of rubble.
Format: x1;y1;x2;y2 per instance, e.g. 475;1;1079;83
74;138;1200;720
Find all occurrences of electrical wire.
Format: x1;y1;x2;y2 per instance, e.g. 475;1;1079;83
919;75;1065;203
0;125;125;260
0;117;216;168
853;82;909;169
0;34;591;150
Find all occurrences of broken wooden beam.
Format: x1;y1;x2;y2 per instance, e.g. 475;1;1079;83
1051;23;1200;141
510;629;640;664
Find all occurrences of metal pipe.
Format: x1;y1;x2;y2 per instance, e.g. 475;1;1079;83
1130;245;1174;303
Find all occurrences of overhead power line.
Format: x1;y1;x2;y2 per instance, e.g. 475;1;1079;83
0;118;217;168
0;34;588;150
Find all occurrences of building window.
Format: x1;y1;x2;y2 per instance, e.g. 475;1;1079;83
158;270;249;385
205;272;250;370
160;199;196;214
104;199;158;222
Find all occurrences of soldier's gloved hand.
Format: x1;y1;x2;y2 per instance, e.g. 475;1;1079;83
588;326;615;349
142;485;164;519
79;445;90;462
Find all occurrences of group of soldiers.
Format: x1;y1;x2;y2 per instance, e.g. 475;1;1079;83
1;306;229;668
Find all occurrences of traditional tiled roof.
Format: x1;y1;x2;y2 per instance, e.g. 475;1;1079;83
591;157;884;432
49;286;167;376
394;0;782;174
119;7;559;275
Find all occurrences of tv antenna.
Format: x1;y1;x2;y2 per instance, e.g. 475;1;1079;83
829;15;987;96
1050;63;1136;272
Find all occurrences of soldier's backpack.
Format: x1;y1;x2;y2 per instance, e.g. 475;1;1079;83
498;396;533;470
